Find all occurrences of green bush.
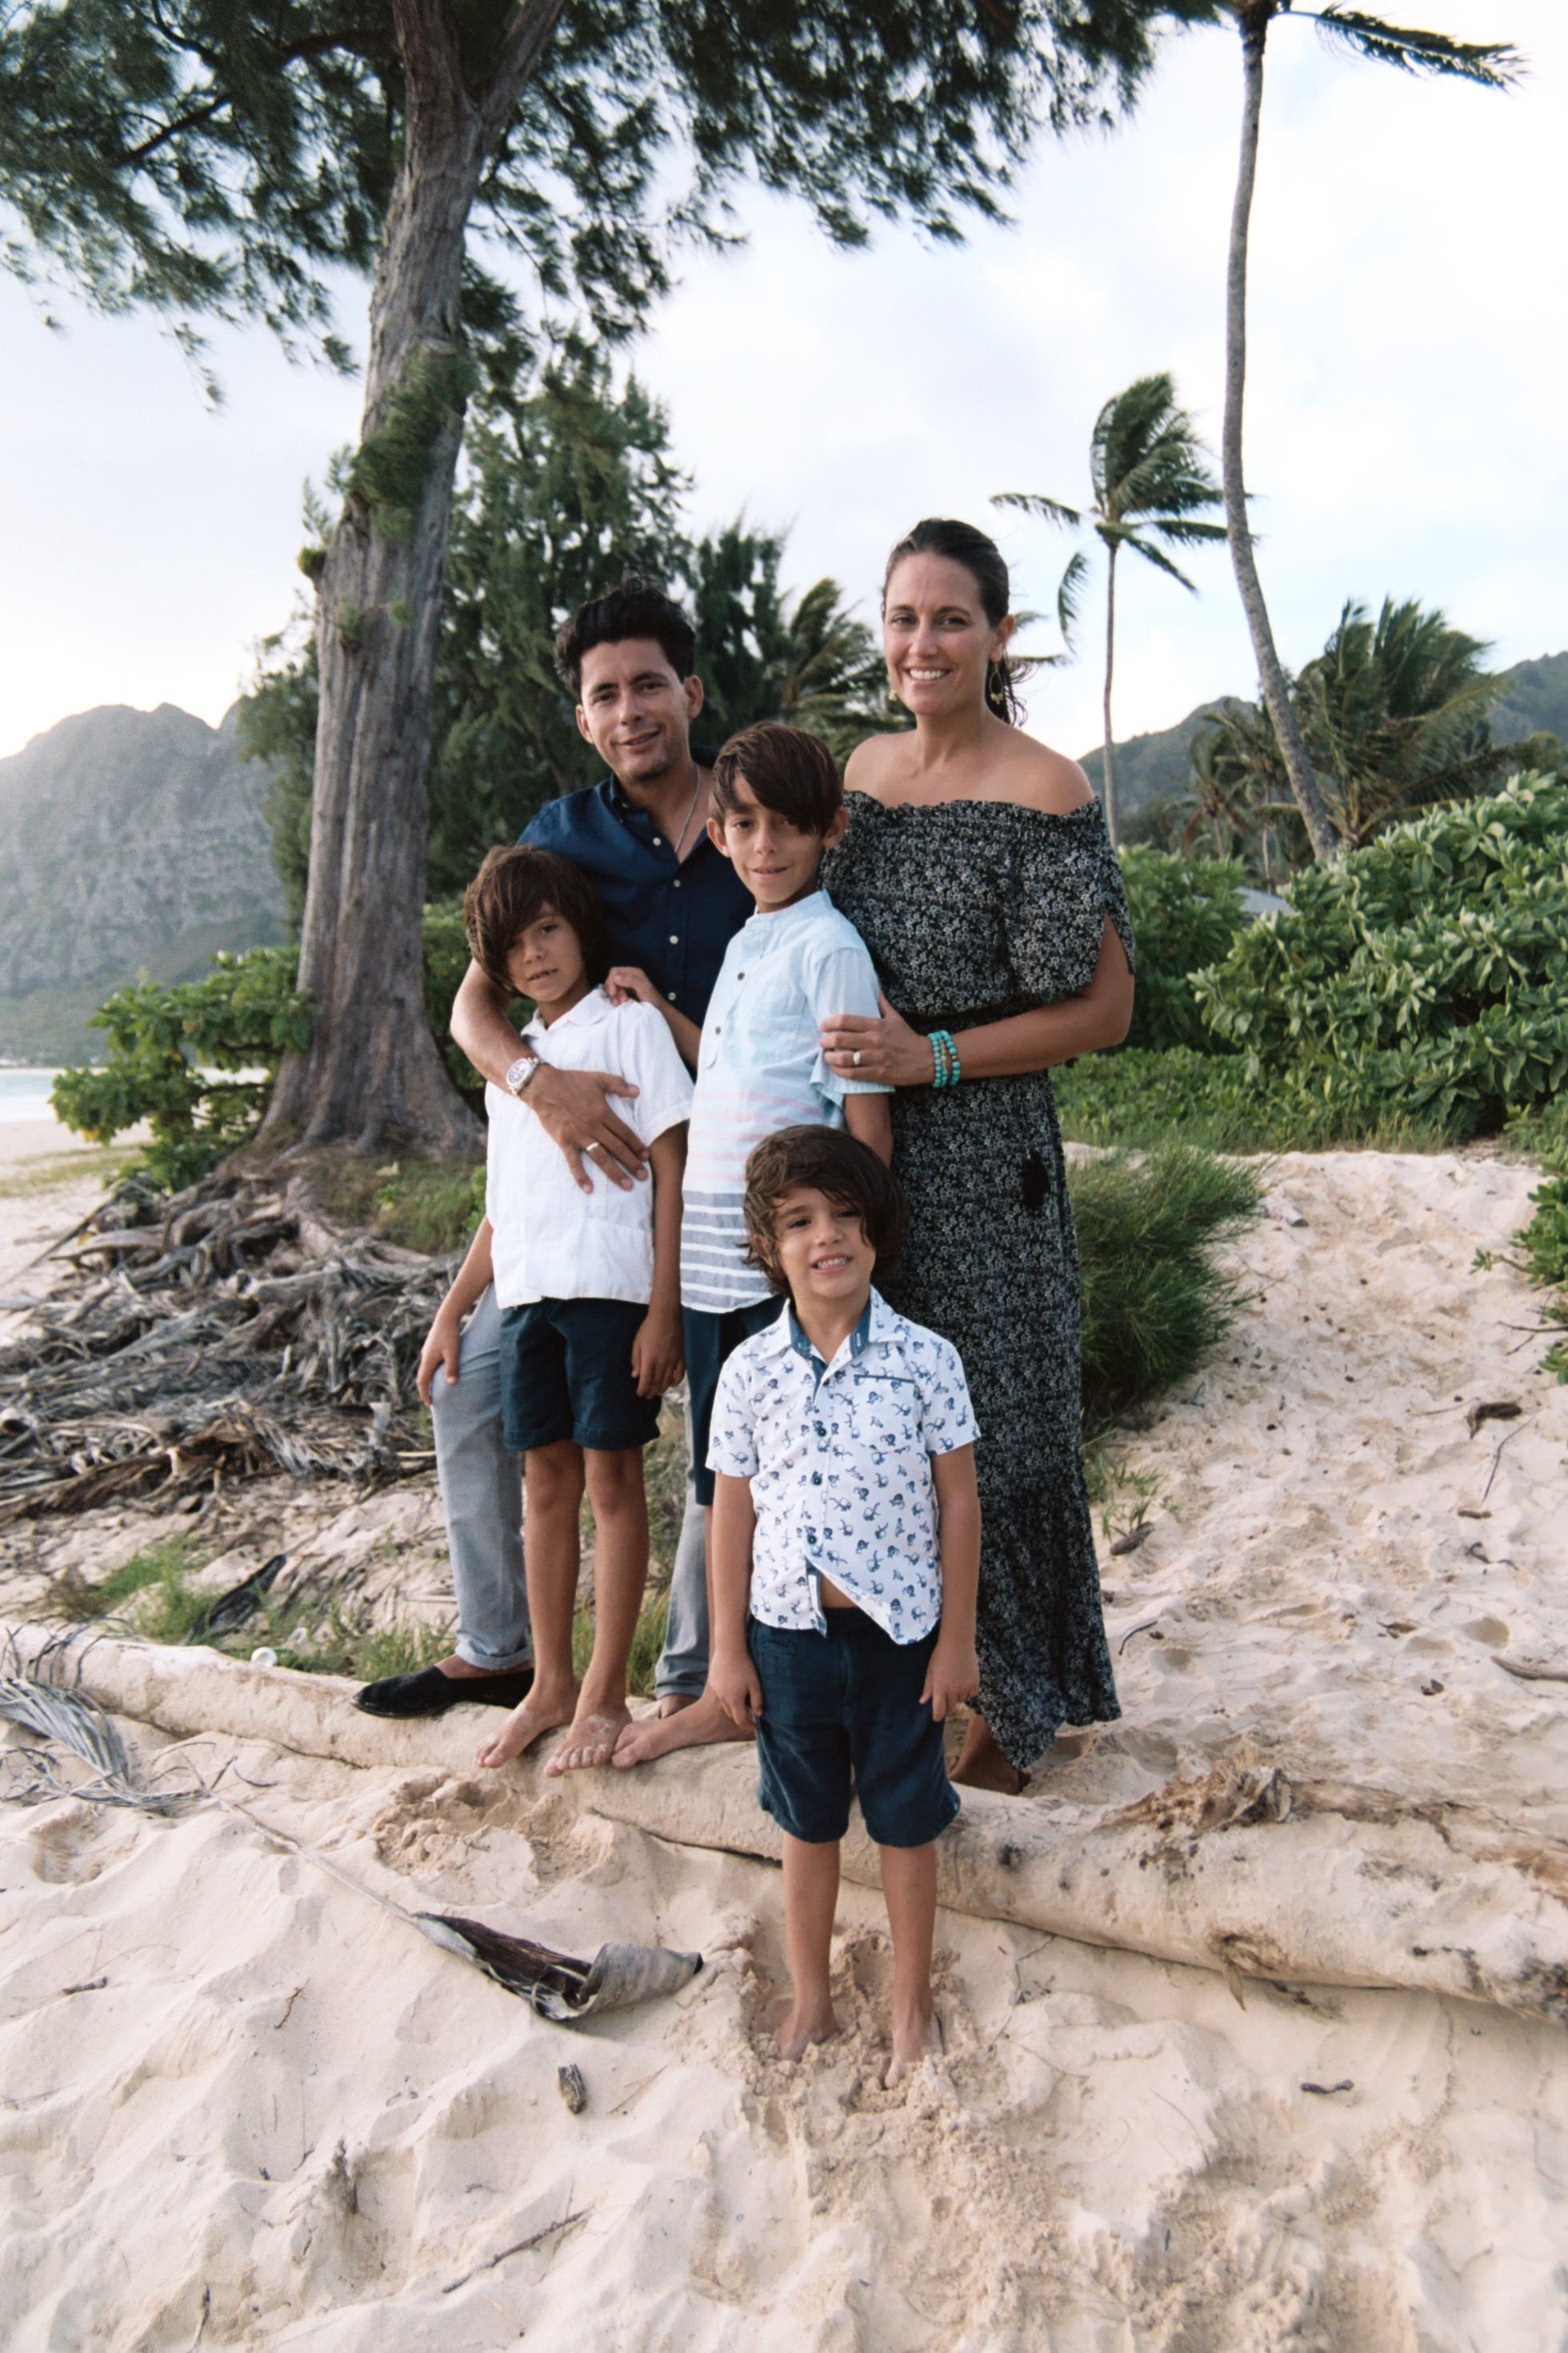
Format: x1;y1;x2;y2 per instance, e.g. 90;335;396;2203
1191;771;1568;1138
1055;1045;1450;1154
1070;1146;1261;1428
52;906;503;1191
1116;846;1246;1053
51;947;314;1190
1517;1169;1568;1380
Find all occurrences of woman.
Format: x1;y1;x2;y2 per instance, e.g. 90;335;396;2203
820;517;1134;1794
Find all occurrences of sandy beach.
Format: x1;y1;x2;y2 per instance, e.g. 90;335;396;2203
2;1139;1566;2349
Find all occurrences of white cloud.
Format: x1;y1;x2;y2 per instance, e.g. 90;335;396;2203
0;1;1561;764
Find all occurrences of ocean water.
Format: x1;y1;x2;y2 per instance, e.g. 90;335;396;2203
0;1070;62;1124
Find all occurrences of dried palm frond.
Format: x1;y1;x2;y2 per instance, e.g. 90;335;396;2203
0;1170;460;1526
0;1631;199;1813
412;1914;702;2023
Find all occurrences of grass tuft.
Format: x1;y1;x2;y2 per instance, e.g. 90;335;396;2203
1071;1145;1262;1431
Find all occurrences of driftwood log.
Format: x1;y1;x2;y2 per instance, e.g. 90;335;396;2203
0;1170;458;1527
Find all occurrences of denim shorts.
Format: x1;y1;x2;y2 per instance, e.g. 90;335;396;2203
683;1297;782;1506
498;1297;661;1455
750;1610;960;1850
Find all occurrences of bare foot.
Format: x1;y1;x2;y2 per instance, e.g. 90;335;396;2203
543;1703;632;1775
775;1996;839;2063
656;1692;696;1719
611;1687;753;1768
950;1713;1034;1795
886;2007;943;2085
474;1688;575;1770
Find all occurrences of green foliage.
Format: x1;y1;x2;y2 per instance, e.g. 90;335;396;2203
1190;598;1530;863
322;1156;488;1257
347;346;478;542
1515;1160;1568;1383
50;906;494;1186
1191;771;1568;1138
0;2;1167;377
997;368;1226;645
242;357;893;903
1116;846;1245;1051
1070;1146;1261;1430
50;946;314;1189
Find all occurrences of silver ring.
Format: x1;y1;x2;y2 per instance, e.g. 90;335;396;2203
853;1050;862;1067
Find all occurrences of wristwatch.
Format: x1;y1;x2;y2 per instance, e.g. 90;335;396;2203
504;1054;542;1097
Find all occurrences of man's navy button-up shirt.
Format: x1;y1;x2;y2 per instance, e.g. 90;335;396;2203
522;756;750;1026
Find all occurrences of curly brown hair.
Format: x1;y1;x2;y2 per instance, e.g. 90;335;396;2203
463;846;608;998
742;1126;908;1294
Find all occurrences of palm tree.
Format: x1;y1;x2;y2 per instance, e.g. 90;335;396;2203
1214;4;1519;862
995;373;1225;845
1190;594;1516;855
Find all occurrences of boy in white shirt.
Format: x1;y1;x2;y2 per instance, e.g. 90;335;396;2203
606;722;892;1767
707;1125;982;2083
428;846;693;1775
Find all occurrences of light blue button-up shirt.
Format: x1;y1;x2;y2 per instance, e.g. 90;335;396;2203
680;890;890;1314
706;1290;980;1642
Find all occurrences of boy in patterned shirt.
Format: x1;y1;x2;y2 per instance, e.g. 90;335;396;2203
706;1126;982;2082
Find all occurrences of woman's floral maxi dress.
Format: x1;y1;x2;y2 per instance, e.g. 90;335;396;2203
822;793;1135;1767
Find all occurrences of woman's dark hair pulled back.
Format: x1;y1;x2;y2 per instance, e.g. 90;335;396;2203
882;518;1025;725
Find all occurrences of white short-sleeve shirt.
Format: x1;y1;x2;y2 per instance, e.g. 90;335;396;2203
485;987;693;1308
706;1289;980;1643
680;890;890;1315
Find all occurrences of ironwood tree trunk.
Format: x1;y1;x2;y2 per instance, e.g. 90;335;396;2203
261;0;566;1158
1101;540;1119;847
1222;5;1340;865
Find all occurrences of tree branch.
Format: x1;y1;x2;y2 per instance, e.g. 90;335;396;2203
477;0;570;150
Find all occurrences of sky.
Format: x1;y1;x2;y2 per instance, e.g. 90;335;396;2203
0;1;1562;766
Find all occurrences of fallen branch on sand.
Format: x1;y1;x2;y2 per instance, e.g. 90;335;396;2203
0;1170;458;1525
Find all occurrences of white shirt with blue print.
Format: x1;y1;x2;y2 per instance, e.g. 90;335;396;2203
706;1289;980;1644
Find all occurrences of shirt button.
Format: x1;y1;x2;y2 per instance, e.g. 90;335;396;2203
669;934;678;944
810;1472;822;1485
653;836;662;846
669;989;678;1001
673;878;682;889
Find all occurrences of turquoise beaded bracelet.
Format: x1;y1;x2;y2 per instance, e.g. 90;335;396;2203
930;1029;960;1088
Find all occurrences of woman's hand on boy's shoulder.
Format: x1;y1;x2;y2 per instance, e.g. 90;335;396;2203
631;1306;683;1399
921;1635;981;1724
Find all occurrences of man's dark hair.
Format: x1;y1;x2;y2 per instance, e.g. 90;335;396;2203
553;575;697;696
711;722;842;836
464;845;609;997
743;1126;908;1294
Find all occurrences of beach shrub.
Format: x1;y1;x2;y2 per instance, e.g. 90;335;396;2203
51;947;314;1190
1191;771;1568;1138
1054;1045;1450;1154
1516;1170;1568;1380
1116;846;1246;1053
1070;1146;1261;1428
53;906;493;1190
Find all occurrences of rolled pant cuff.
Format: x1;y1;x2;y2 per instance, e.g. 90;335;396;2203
454;1640;534;1674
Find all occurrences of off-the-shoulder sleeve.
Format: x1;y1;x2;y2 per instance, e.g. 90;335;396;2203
1005;805;1136;1003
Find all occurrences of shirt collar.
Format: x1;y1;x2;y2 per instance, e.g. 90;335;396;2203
523;983;614;1044
743;887;829;937
775;1290;888;1373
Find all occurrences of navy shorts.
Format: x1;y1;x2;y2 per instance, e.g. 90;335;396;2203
683;1296;782;1507
498;1298;661;1455
750;1610;961;1850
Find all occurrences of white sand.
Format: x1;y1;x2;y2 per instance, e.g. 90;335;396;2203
1;1146;1566;2348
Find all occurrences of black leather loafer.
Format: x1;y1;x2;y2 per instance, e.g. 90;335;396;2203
354;1664;534;1718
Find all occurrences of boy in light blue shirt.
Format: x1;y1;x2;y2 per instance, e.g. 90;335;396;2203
606;721;891;1765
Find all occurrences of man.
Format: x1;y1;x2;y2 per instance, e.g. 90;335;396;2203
356;578;750;1724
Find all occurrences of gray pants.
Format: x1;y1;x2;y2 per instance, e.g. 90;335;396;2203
430;1283;709;1693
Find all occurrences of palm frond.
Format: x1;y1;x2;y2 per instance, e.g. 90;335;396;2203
1307;10;1524;86
992;490;1082;530
1124;534;1198;591
1057;550;1090;649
